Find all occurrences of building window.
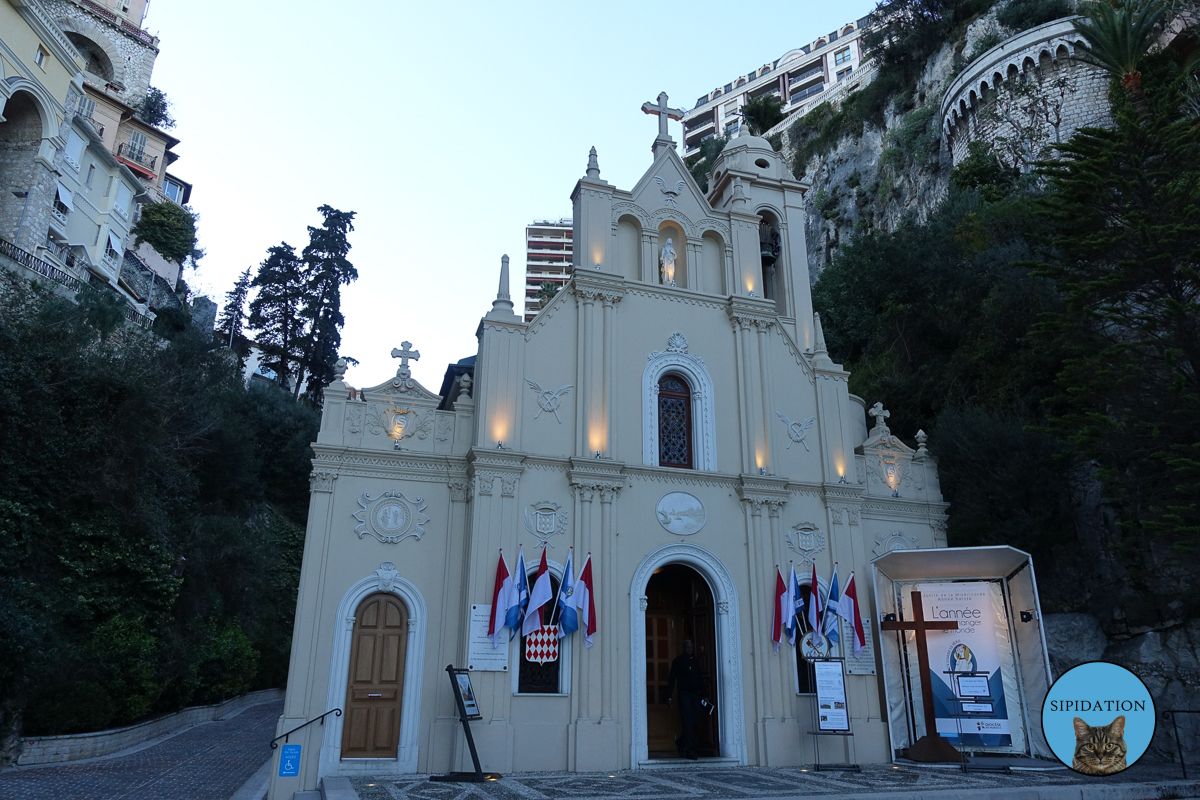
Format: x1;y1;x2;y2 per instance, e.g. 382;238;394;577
114;182;132;219
164;180;182;203
725;120;740;136
85;164;95;187
35;47;48;69
658;374;693;469
517;572;563;694
837;67;854;82
835;47;852;66
127;130;148;159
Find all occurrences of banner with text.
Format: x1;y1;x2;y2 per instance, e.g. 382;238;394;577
915;582;1012;747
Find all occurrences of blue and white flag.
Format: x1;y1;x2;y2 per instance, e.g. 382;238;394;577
555;549;578;639
506;546;529;639
784;563;800;646
808;561;824;650
822;563;841;647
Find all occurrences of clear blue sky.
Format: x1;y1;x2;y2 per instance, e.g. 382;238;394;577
145;0;877;389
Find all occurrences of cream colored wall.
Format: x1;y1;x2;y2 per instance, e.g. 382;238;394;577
0;3;79;109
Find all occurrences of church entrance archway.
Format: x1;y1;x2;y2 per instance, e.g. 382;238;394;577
341;593;408;758
630;543;748;768
645;564;719;758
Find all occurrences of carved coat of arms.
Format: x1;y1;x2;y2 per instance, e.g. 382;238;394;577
524;501;568;548
354;490;430;544
366;406;431;442
786;522;826;565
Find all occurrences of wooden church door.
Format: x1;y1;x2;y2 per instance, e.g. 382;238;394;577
342;593;408;758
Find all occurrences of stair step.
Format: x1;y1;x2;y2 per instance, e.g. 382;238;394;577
320;776;359;800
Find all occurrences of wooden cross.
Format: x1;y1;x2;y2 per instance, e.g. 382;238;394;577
641;92;684;139
880;590;959;740
391;341;420;369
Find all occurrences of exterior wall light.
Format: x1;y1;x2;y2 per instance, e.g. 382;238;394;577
839;475;848;484
596;450;602;458
497;440;503;449
760;467;766;475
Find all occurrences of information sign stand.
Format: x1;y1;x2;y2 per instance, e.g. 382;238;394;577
806;657;860;772
943;669;1008;773
429;665;502;784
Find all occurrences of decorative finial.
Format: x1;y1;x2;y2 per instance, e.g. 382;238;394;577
914;429;929;459
732;176;747;208
486;255;519;320
868;402;891;435
458;372;472;400
586;146;600;180
498;255;511;301
813;312;827;354
333;357;348;381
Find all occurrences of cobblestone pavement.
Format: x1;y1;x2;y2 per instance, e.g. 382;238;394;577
0;699;281;800
352;762;1197;800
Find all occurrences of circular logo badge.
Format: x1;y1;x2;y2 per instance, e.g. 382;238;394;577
1042;661;1155;776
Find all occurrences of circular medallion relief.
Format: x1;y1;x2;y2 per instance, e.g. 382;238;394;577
655;491;706;535
373;498;411;533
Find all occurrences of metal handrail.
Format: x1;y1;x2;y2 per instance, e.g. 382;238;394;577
0;237;80;291
116;142;158;171
269;708;342;749
1162;709;1198;779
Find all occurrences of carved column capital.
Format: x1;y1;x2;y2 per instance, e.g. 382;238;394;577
501;474;518;497
448;480;472;503
476;473;496;496
310;471;337;493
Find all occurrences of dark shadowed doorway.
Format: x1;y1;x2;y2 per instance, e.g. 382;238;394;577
645;563;719;759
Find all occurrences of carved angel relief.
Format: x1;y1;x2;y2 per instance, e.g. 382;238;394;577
354;491;430;544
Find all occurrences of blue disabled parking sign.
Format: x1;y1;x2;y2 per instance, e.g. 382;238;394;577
279;744;301;777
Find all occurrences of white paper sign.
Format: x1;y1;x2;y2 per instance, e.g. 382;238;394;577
813;660;850;732
842;617;876;675
466;604;509;672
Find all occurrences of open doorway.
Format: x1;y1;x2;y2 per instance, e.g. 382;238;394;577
645;563;719;759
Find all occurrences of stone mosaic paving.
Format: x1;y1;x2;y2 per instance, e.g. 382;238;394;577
0;699;281;800
352;762;1194;800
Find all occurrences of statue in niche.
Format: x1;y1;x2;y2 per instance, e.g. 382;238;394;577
660;238;677;286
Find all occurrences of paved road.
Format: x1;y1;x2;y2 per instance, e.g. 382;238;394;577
354;762;1198;800
0;700;281;800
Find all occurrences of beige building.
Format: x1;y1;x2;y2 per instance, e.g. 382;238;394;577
522;217;572;322
682;16;872;156
262;103;1051;798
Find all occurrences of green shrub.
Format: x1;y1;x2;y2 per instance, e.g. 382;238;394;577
191;620;259;704
966;31;1006;63
996;0;1072;31
950;140;1019;200
131;202;201;265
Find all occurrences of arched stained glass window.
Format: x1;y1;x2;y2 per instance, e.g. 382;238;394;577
658;374;693;469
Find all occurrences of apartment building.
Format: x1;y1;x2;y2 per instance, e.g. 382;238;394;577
1;0;198;321
522;218;572;322
681;15;872;157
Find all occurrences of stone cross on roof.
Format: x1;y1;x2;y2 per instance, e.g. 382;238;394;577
642;92;684;139
392;341;420;377
869;402;890;432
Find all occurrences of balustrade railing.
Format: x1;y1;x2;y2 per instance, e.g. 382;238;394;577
0;237;80;290
116;142;157;171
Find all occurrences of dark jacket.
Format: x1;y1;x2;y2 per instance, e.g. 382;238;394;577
667;653;706;697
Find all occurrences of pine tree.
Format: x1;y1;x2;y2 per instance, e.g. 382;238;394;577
247;243;305;389
295;206;357;400
217;267;251;350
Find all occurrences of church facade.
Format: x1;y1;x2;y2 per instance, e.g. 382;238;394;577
268;105;949;798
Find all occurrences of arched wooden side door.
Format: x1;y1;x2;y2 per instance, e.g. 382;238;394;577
342;593;408;759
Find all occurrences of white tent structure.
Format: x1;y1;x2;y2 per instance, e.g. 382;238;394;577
872;545;1054;761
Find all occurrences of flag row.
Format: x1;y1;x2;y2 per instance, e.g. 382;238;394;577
487;547;597;649
771;561;867;659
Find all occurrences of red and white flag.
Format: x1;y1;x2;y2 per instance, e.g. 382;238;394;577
486;549;516;648
574;553;597;648
523;547;554;636
771;566;787;655
837;571;868;659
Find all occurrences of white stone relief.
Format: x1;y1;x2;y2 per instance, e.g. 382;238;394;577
346;405;365;434
656;491;706;535
873;530;920;557
353;490;430;544
786;522;826;565
435;415;452;442
374;561;401;592
365;405;431;442
524;501;568;548
501;475;518;497
654;176;687;208
775;411;816;451
525;379;572;424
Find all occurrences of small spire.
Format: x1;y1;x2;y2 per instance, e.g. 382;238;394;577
586;146;600;180
488;254;516;318
813;312;828;353
732;176;747;208
914;429;929;460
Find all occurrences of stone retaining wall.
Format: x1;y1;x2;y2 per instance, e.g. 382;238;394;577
16;688;283;766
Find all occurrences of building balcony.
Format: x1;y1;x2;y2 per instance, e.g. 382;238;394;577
684;117;714;136
115;142;158;174
789;65;823;86
790;83;825;104
50;202;69;231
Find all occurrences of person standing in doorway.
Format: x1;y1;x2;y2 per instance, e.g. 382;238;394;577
666;639;706;759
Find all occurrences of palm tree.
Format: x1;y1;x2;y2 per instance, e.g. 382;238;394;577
1072;0;1168;117
536;281;559;308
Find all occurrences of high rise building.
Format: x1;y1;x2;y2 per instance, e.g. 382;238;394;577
681;15;872;157
522;217;572;322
